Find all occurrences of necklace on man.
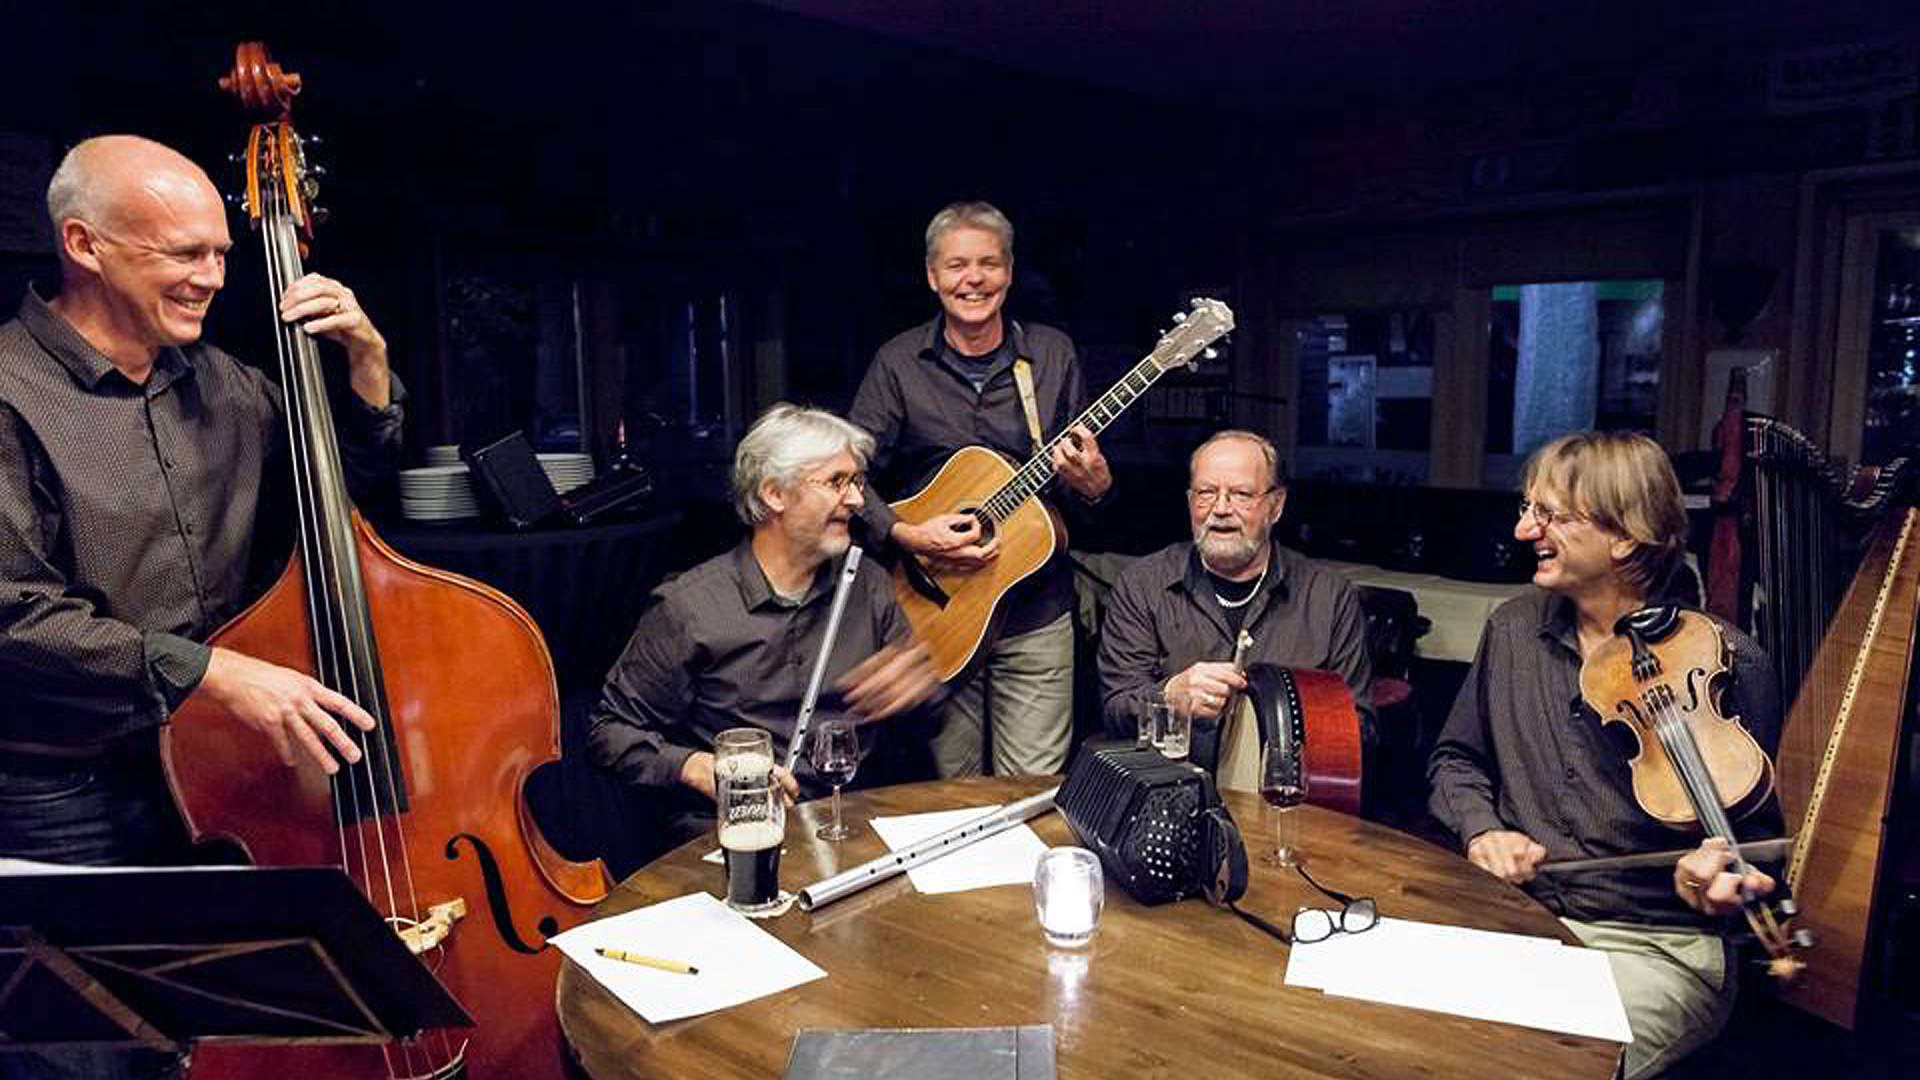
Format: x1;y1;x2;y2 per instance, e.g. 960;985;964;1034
1203;557;1268;609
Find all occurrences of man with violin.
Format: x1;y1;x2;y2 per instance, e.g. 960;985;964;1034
1428;431;1782;1080
0;135;400;871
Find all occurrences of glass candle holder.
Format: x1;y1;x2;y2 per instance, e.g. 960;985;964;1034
1033;847;1104;948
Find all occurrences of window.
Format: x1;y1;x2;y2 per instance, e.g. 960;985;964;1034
1294;310;1436;484
1482;279;1664;487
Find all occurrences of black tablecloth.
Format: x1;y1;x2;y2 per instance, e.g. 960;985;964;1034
377;512;684;875
379;512;682;693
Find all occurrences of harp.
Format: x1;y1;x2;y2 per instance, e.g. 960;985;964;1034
1746;416;1916;1029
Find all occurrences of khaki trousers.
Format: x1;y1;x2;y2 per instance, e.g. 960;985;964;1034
930;613;1075;777
1561;918;1737;1080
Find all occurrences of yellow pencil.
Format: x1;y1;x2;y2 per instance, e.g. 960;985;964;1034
594;947;699;974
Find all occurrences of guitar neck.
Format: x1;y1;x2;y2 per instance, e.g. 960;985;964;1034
978;354;1173;524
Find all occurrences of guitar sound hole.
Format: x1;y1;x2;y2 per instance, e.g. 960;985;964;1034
957;508;994;544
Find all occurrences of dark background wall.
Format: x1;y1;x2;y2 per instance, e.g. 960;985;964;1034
1;0;1914;519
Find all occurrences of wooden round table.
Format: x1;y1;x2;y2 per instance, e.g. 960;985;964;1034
557;776;1619;1079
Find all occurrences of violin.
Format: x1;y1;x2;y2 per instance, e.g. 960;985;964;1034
1578;605;1808;982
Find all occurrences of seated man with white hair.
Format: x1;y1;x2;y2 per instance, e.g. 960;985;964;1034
587;404;936;842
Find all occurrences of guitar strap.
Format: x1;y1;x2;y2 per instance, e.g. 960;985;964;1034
1012;358;1045;455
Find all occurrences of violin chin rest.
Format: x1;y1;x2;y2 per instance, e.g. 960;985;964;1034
1618;604;1681;640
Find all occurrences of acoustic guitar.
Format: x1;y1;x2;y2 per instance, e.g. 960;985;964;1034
891;298;1235;680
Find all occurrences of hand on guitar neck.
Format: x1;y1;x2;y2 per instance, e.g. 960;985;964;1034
1048;423;1111;502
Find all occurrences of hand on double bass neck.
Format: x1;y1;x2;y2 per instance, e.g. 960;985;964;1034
194;646;378;775
276;272;391;407
1675;836;1777;917
892;512;998;572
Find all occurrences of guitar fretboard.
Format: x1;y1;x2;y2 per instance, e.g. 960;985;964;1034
978;353;1178;525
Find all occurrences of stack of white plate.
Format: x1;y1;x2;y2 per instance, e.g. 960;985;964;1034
399;464;479;521
536;452;595;494
423;444;462;466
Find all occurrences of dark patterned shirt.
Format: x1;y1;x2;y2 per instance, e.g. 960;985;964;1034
1096;541;1377;764
587;540;912;811
1427;588;1782;927
0;290;403;750
850;316;1098;636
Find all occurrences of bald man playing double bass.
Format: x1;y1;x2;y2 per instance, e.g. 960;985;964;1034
0;133;405;1079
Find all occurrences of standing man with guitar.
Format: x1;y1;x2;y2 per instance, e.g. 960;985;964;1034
851;201;1109;778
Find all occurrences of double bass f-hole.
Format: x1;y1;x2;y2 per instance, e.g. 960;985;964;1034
1579;606;1809;983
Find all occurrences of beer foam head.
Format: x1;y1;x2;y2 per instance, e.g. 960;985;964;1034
720;818;785;851
716;750;775;781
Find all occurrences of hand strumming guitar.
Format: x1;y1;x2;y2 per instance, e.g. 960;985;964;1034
892;513;999;573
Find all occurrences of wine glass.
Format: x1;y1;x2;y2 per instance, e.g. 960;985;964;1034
811;719;859;841
1259;740;1308;867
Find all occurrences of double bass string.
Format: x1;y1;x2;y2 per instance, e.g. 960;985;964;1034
257;146;453;1077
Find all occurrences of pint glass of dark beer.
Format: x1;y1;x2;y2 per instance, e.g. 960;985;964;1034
718;776;785;913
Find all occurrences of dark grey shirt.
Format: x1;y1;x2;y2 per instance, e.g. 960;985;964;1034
850;316;1096;636
1097;542;1377;764
1427;588;1782;927
587;540;912;805
0;290;403;749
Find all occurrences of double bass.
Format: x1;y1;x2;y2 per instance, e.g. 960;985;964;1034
164;42;605;1078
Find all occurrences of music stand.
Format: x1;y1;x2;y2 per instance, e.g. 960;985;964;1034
0;861;469;1054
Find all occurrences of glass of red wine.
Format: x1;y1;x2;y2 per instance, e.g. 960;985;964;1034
1259;741;1308;867
811;718;860;841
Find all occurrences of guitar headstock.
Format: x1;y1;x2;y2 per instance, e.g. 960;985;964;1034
1147;297;1235;373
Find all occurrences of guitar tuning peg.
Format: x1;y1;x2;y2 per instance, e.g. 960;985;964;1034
1790;929;1815;948
1203;347;1219;360
226;151;245;164
310;206;331;226
307;164;329;179
1776;898;1798;917
1172;312;1188;323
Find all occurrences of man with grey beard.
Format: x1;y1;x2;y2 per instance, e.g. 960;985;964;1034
1096;430;1374;777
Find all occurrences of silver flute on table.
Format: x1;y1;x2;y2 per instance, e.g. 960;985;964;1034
797;786;1060;910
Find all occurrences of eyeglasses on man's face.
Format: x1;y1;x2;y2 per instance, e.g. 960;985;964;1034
1516;497;1585;530
802;471;866;497
1188;486;1275;511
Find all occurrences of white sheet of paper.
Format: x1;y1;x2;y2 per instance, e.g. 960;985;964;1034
550;892;825;1023
868;805;1047;894
1284;916;1632;1043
